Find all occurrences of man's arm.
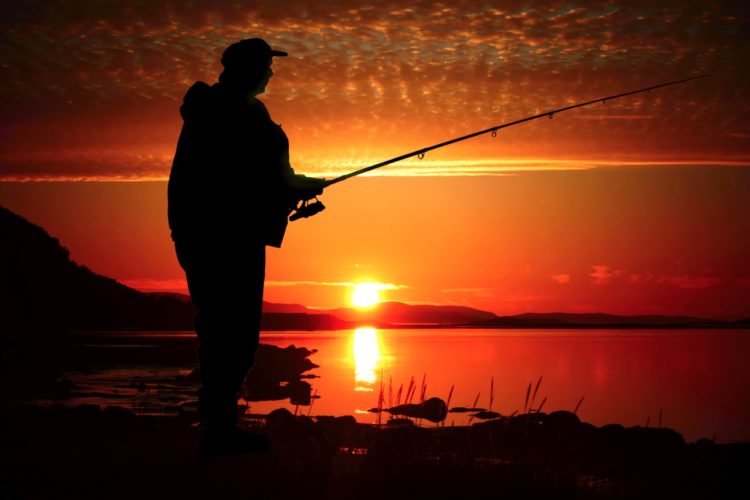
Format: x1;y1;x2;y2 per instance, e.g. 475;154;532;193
287;174;325;202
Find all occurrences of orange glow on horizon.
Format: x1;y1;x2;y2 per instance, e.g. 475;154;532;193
2;168;749;318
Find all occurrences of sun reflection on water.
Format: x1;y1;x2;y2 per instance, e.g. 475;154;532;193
353;327;381;389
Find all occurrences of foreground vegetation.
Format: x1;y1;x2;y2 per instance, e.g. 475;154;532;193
2;404;747;500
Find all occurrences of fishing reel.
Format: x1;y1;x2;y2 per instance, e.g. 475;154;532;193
289;197;326;221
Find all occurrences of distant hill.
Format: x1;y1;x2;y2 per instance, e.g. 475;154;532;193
323;302;497;325
150;293;316;315
262;302;311;314
467;312;747;329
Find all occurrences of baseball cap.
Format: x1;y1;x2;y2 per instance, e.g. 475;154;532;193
221;38;288;69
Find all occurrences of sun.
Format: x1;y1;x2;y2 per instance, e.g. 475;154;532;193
350;283;382;308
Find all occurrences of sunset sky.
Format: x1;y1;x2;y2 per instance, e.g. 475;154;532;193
1;1;749;318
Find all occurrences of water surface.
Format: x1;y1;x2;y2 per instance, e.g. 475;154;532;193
58;328;750;442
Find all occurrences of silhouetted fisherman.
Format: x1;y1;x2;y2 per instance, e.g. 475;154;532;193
168;38;324;458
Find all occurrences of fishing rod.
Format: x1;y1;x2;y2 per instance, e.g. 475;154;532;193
290;74;709;220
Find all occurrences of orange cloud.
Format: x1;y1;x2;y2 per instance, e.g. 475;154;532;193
551;273;571;284
659;275;722;290
1;1;748;180
590;265;625;285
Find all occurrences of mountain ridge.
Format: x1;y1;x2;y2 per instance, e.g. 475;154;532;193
2;205;747;332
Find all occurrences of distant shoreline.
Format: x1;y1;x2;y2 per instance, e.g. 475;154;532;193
66;322;750;334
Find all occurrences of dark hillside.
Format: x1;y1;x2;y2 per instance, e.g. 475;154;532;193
1;206;195;334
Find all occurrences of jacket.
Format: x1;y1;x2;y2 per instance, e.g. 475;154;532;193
168;81;295;248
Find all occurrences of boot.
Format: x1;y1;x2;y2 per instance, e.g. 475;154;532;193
197;387;270;458
197;426;271;458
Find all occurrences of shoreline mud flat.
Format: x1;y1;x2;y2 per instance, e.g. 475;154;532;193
2;404;747;500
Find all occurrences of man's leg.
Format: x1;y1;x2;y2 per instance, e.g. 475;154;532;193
177;242;268;454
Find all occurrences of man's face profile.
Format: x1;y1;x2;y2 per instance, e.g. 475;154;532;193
256;63;273;95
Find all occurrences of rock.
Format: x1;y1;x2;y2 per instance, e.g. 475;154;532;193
449;406;486;413
695;438;715;449
387;418;415;427
387;397;448;423
545;410;581;434
267;407;295;427
472;410;502;420
315;415;358;432
600;423;625;432
335;415;357;427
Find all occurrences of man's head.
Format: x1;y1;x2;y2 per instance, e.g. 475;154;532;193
219;38;288;95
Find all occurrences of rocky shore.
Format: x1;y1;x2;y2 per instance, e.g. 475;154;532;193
1;403;747;500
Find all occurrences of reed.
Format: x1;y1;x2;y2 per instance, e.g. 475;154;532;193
395;384;403;406
489;377;495;412
468;392;481;424
388;375;393;409
573;396;585;415
377;370;385;426
446;385;455;411
418;375;427;426
444;385;455;428
530;376;543;410
523;382;531;413
405;376;416;404
307;388;318;417
535;396;547;413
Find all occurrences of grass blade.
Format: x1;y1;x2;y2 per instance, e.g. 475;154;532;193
446;385;455;410
523;382;531;413
530;376;543;409
307;388;318;417
536;396;547;413
573;396;585;415
489;377;495;411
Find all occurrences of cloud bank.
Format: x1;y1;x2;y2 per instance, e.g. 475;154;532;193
1;1;748;180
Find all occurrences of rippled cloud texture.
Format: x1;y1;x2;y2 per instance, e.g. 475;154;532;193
1;1;748;180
